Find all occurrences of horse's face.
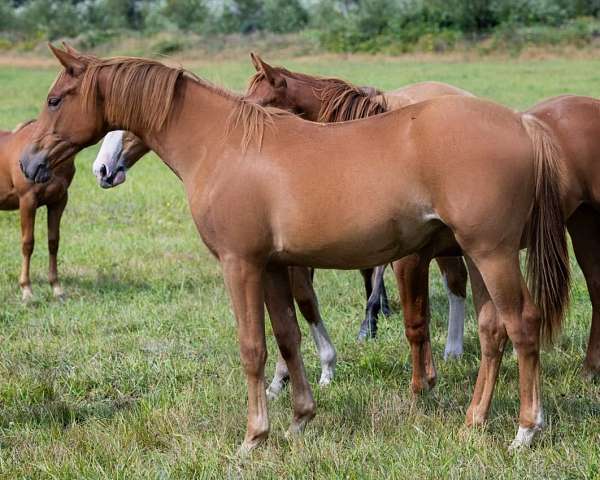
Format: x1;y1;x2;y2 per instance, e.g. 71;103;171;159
245;54;298;113
93;131;149;188
20;44;104;184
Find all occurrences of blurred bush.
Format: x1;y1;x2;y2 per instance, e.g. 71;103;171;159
1;0;600;54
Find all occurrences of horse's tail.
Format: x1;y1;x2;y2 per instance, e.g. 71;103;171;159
521;113;570;344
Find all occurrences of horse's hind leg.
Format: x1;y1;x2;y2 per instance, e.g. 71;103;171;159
463;257;507;426
264;265;316;436
357;268;379;340
291;267;336;386
47;194;68;299
436;257;468;360
267;267;336;400
358;265;386;340
392;254;436;393
567;205;600;378
466;252;543;449
18;195;37;302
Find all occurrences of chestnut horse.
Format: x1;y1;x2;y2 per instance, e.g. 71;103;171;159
242;57;600;383
1;120;74;301
92;84;470;400
21;46;568;451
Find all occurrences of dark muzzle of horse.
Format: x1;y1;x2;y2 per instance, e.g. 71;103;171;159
20;147;50;184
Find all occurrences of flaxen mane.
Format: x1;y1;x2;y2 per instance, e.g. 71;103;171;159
74;54;288;149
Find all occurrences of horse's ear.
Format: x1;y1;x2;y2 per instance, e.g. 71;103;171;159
62;41;82;57
252;53;285;88
48;43;86;77
250;52;261;72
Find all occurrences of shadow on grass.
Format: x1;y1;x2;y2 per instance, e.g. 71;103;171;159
0;393;138;430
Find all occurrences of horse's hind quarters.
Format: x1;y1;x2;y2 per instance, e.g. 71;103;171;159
20;147;51;184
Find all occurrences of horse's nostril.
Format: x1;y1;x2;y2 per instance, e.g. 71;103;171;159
99;164;107;177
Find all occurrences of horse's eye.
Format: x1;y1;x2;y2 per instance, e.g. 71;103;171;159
47;97;62;109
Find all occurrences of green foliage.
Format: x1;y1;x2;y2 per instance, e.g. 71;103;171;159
263;0;309;34
162;0;209;33
1;0;600;52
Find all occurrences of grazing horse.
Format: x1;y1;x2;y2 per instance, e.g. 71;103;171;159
21;45;568;451
0;120;74;301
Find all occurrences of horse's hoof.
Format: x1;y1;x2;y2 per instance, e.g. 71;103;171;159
52;285;66;301
508;423;543;451
21;287;34;304
237;435;267;457
582;363;600;381
287;412;315;438
357;325;376;341
443;346;463;361
318;371;334;387
381;305;392;317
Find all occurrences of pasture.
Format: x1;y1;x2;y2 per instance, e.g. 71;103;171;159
0;56;599;478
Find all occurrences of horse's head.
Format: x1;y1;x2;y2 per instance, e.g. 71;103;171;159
21;43;181;184
20;43;105;183
244;53;324;121
93;131;149;188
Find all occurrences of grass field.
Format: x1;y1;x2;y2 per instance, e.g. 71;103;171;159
1;56;600;479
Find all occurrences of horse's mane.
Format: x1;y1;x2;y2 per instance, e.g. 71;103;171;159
247;67;388;122
317;83;387;122
11;119;35;133
75;54;289;149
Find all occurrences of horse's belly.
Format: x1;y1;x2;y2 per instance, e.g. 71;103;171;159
272;211;440;269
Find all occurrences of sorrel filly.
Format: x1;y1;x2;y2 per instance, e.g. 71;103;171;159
1;120;74;301
244;54;471;352
21;46;568;451
242;56;600;384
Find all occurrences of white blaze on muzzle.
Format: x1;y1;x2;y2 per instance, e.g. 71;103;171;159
93;130;125;180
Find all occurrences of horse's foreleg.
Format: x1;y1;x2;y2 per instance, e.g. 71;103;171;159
290;267;336;387
357;265;386;340
436;256;468;360
221;256;269;454
265;265;316;436
393;254;436;393
467;252;543;449
567;205;600;378
47;194;68;299
18;195;37;302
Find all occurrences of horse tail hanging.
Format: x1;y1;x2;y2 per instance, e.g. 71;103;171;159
521;114;570;344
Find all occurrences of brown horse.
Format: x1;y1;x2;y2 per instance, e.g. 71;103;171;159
242;56;600;383
245;54;471;352
21;45;568;452
1;120;74;301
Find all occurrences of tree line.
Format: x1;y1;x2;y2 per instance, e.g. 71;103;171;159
2;0;600;53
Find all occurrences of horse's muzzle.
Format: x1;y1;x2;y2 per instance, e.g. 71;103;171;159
20;148;51;184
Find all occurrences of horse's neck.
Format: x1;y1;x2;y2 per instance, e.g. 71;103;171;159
136;78;239;187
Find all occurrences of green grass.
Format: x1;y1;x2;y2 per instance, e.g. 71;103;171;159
0;56;599;479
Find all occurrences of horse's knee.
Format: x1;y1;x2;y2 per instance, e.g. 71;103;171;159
240;341;267;376
22;239;34;256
